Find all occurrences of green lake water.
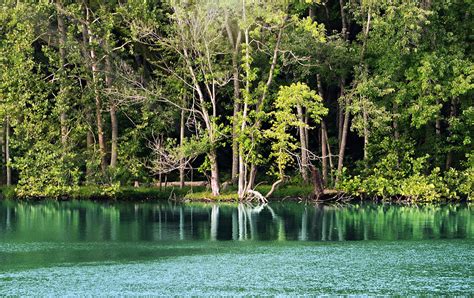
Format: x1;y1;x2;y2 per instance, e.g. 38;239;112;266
0;201;472;295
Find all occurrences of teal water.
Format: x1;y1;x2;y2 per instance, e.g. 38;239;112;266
0;201;472;295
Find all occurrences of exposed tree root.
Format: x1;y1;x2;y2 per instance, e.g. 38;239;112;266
243;189;268;204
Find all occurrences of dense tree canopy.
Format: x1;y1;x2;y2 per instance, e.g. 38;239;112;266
0;0;472;200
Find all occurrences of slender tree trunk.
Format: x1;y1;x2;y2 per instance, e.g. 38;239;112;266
179;109;185;189
316;74;328;185
336;85;350;183
92;61;106;172
324;127;334;178
339;0;348;40
247;165;257;190
180;40;219;196
360;6;371;61
56;0;68;148
5;117;11;186
0;121;5;185
321;122;328;185
209;150;220;196
225;11;242;185
231;72;240;185
297;104;309;183
105;54;118;168
338;101;344;145
238;6;250;198
362;105;369;161
83;2;106;173
309;5;315;20
335;1;350;183
110;104;118;167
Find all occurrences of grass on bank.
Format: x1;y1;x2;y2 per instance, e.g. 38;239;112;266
183;184;314;201
0;185;206;201
0;184;314;201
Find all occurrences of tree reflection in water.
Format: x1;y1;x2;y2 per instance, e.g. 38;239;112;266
0;201;471;242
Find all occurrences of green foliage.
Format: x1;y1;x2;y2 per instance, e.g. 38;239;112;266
266;82;327;178
14;143;80;199
0;0;472;202
338;138;472;201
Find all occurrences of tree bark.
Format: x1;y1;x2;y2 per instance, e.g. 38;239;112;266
435;98;441;136
179;109;185;189
362;105;369;161
316;74;328;185
105;54;118;168
82;1;107;173
310;165;324;198
0;120;5;185
225;10;242;185
5;117;11;186
56;0;68;148
209;150;220;196
297;104;309;183
321;122;328;185
324;126;334;178
336;83;350;183
180;35;219;196
238;6;250;198
339;0;348;40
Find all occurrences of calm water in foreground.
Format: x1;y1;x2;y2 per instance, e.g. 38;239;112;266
0;200;472;295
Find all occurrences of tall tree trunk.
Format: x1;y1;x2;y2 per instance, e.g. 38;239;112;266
231;74;240;185
362;105;369;161
247;164;257;191
82;1;107;173
238;6;250;198
309;5;315;20
336;83;350;183
209;150;220;196
5;117;11;186
180;37;219;196
360;6;371;61
339;0;348;40
316;74;328;185
225;11;242;185
92;60;106;172
324;126;334;179
110;104;118;167
338;101;344;146
321;122;328;186
0;120;5;185
179;109;185;189
86;117;94;178
297;104;309;183
105;54;118;168
56;0;68;148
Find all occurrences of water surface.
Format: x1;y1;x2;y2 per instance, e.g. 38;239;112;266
0;201;472;295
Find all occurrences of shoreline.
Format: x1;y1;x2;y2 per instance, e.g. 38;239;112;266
0;185;469;204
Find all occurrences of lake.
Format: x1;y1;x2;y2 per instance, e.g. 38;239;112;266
0;200;472;295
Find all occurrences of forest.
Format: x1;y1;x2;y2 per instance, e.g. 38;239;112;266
0;0;472;201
